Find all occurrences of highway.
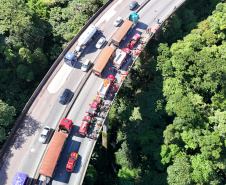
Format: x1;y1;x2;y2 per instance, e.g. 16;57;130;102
0;0;183;185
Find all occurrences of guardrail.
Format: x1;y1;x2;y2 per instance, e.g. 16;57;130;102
0;0;114;169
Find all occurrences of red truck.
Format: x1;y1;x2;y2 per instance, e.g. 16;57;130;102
79;116;92;136
87;97;102;116
39;118;73;178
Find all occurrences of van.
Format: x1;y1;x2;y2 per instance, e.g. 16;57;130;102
129;1;138;10
81;59;91;72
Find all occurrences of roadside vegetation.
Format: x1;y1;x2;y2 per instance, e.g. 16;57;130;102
85;0;226;184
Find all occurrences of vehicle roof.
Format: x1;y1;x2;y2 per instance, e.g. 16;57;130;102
59;118;73;132
132;33;141;40
71;152;78;158
84;59;90;65
93;46;115;72
114;51;127;64
122;48;130;54
65;52;75;60
112;20;133;43
41;127;49;135
99;37;105;41
12;173;28;185
94;96;101;102
129;12;139;22
116;16;122;20
84;116;91;121
107;74;114;80
79;121;88;132
78;25;97;46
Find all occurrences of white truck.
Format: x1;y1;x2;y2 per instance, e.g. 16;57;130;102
97;75;114;98
113;50;127;69
73;25;98;58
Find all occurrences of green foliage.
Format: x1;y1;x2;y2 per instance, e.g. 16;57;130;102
191;154;217;183
83;164;98;185
167;152;193;185
0;100;15;143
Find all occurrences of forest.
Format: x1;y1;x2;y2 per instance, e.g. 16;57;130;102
0;0;225;184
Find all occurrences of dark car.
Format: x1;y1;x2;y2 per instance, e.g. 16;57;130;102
129;1;138;10
59;89;74;105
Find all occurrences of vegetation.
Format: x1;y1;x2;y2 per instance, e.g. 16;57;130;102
86;0;226;184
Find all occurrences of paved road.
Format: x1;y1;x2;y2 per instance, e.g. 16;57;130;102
0;0;183;184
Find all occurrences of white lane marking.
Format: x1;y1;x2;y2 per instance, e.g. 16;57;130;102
47;63;73;94
95;0;123;27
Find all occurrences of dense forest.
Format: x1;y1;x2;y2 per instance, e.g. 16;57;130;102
0;0;225;184
0;0;106;145
84;0;226;185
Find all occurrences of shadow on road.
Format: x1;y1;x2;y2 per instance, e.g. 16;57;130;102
13;116;41;149
0;115;41;185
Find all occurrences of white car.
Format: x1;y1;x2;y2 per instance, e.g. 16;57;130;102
95;37;106;49
113;17;123;26
81;59;91;72
39;126;50;144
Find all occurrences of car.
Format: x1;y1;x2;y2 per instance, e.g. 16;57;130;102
113;17;123;26
127;33;141;49
81;59;91;72
59;89;74;105
122;48;131;55
39;126;50;143
66;152;78;172
95;37;106;49
129;1;138;10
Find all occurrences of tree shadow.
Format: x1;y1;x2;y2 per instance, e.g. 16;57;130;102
0;115;41;182
13;116;41;149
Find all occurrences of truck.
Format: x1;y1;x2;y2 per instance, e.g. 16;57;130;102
87;96;102;116
73;25;98;57
39;118;73;179
79;116;92;136
111;12;139;47
113;48;130;69
92;46;115;77
64;25;98;67
97;74;114;98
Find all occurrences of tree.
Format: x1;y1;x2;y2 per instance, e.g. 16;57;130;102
0;100;15;143
190;154;217;183
167;152;193;185
83;164;98;185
